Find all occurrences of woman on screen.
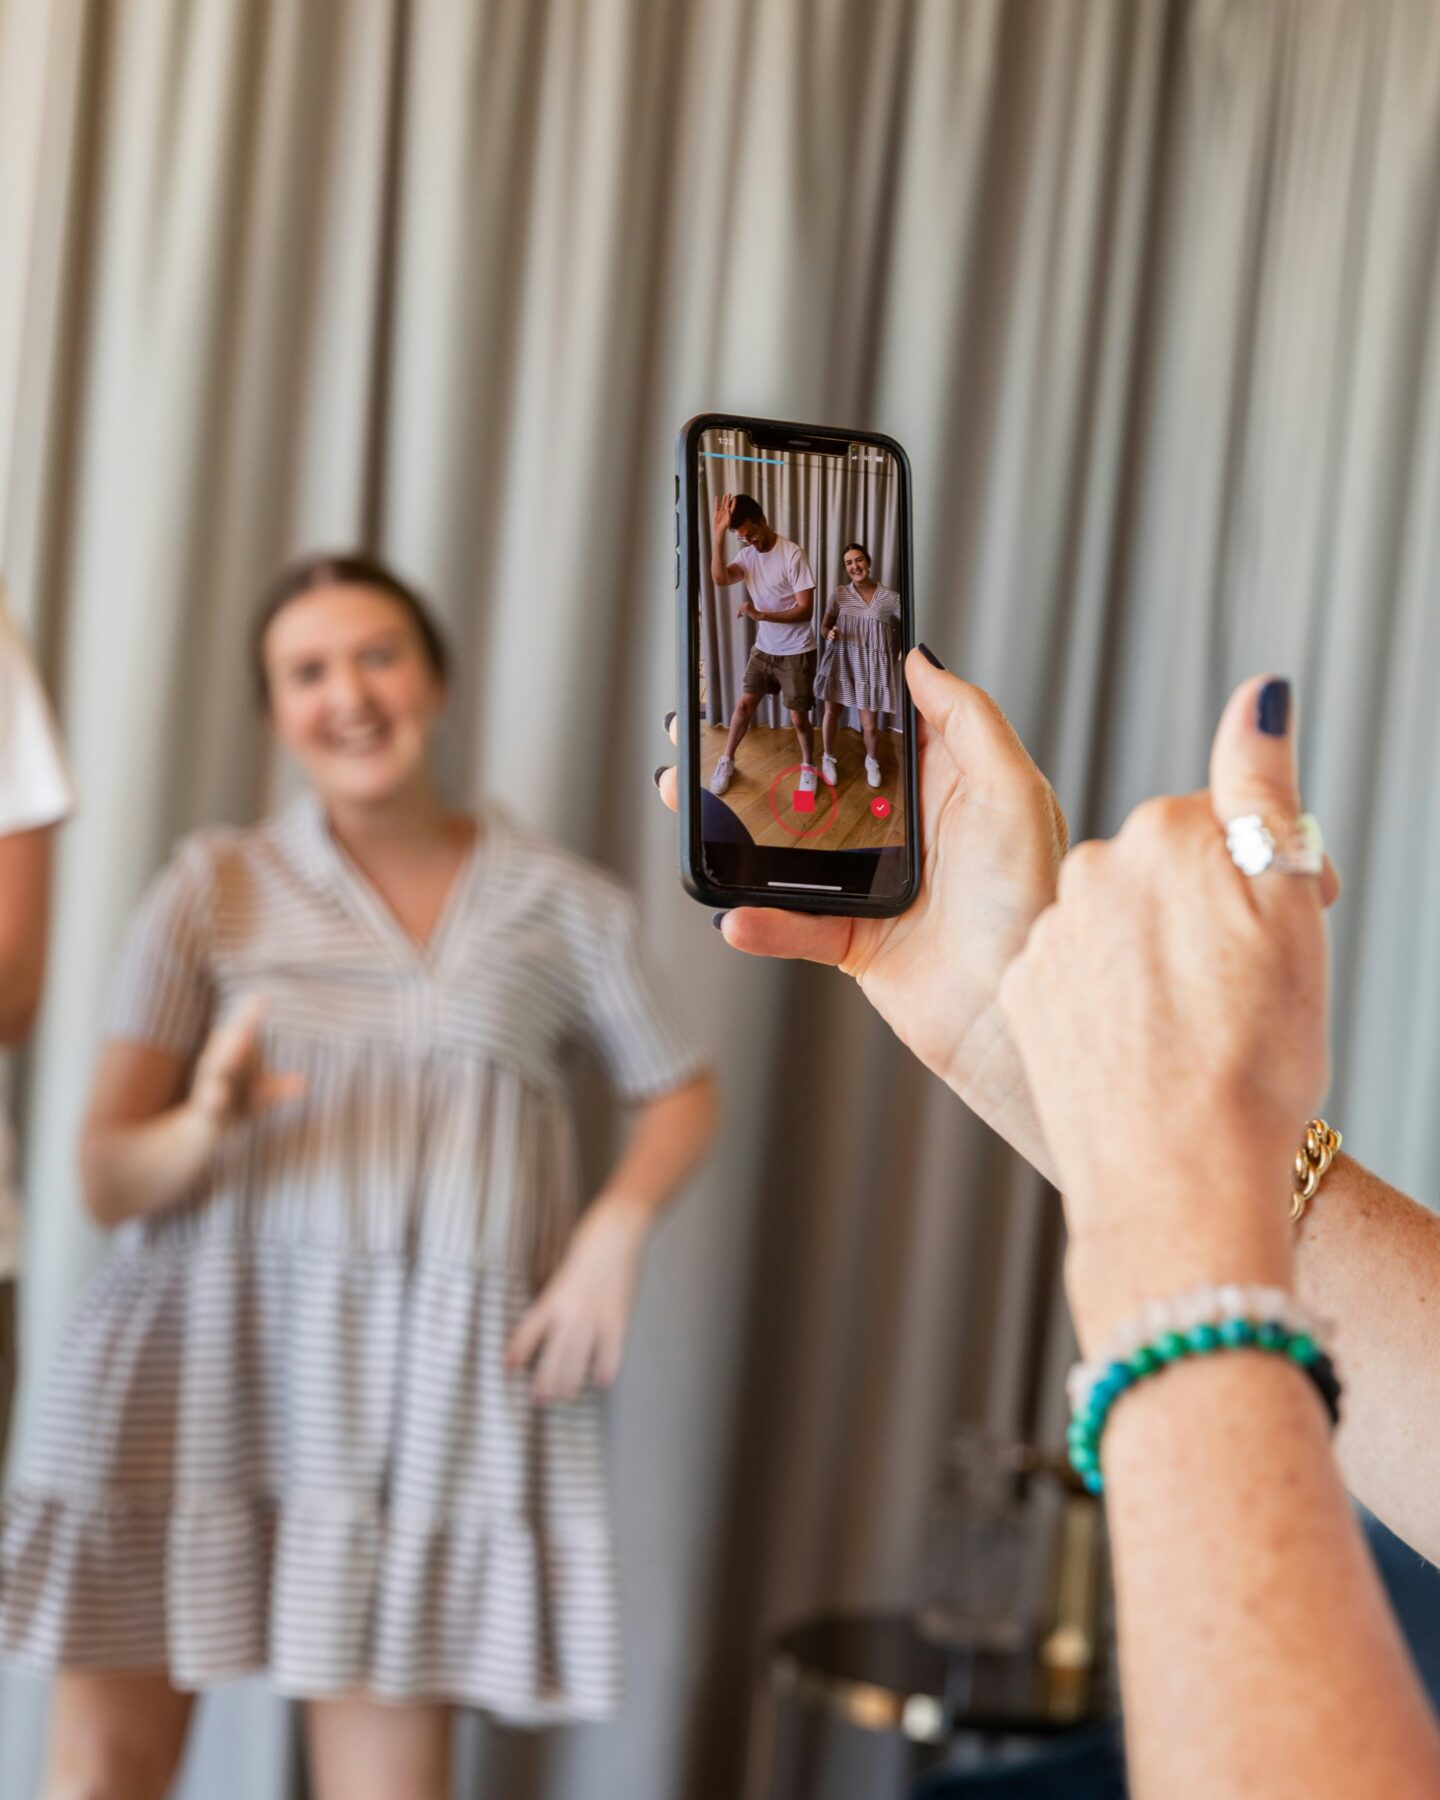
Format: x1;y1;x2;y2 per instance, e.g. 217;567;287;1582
814;542;902;790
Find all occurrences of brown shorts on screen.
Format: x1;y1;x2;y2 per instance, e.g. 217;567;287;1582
742;648;816;714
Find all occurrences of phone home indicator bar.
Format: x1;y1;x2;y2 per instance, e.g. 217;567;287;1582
767;881;844;892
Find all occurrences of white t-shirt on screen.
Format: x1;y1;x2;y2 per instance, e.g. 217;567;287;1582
734;535;816;657
0;586;75;1279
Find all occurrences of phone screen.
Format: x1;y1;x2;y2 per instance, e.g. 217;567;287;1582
687;421;913;906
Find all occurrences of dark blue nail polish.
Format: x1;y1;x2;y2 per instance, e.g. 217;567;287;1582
711;911;727;931
917;643;945;670
653;765;668;788
1257;679;1291;737
663;711;677;733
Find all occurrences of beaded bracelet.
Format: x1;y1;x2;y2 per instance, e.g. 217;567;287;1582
1066;1284;1342;1496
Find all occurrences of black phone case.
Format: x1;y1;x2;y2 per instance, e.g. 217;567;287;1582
675;411;921;916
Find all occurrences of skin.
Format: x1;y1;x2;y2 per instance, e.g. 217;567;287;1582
710;494;816;769
997;710;1440;1797
654;658;1440;1796
58;584;715;1800
819;547;884;773
0;825;55;1046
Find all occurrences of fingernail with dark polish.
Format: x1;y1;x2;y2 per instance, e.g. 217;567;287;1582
1257;679;1291;737
653;765;668;788
917;643;945;670
663;711;677;733
711;911;728;931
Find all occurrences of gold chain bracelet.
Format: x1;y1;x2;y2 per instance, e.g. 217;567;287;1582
1291;1118;1342;1224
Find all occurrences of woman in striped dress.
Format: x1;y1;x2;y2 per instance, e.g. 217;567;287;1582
0;554;716;1799
813;543;903;791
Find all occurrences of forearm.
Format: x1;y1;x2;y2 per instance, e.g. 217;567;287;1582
710;533;733;587
0;972;40;1044
769;594;814;624
1292;1154;1440;1558
595;1070;717;1224
1104;1352;1440;1798
80;1104;220;1227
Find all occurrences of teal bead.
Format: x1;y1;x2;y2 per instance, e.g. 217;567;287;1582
1129;1345;1161;1379
1103;1360;1135;1393
1218;1318;1257;1348
1082;1468;1105;1495
1286;1333;1319;1364
1255;1321;1289;1352
1186;1323;1222;1354
1155;1330;1188;1363
1069;1440;1098;1475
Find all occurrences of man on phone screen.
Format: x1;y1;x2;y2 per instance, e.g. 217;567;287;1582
708;492;816;797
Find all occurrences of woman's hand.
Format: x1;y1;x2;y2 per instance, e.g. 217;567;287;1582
998;676;1331;1348
826;627;840;642
655;661;1338;1189
505;1196;651;1403
657;650;1069;1176
188;994;306;1133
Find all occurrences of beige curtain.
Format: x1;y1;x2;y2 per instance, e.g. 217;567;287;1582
2;2;1439;1796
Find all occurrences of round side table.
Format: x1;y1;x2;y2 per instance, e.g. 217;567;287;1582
744;1611;1112;1800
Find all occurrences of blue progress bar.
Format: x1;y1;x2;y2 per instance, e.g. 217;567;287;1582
700;451;789;466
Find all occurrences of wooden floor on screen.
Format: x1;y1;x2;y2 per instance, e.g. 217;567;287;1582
700;722;907;853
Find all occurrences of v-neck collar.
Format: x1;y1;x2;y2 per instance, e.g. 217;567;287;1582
286;792;499;969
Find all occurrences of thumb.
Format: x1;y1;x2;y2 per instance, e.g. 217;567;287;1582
1209;676;1339;907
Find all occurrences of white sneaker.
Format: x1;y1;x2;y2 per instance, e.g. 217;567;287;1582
797;765;818;794
820;753;838;787
865;756;882;788
710;756;735;796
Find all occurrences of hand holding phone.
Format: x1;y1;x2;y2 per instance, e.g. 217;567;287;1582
650;649;1068;1182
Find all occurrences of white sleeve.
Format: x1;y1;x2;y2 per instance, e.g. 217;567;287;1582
0;589;75;835
791;545;816;593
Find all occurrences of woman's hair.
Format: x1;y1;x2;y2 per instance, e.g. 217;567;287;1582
252;551;450;706
842;541;870;564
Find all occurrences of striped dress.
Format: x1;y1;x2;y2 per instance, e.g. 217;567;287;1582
813;583;902;715
0;796;704;1723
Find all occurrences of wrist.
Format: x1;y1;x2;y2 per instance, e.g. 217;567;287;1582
179;1096;227;1153
589;1190;656;1238
937;1002;1058;1185
1064;1185;1295;1358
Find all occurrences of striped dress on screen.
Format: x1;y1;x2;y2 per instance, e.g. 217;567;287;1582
0;795;705;1723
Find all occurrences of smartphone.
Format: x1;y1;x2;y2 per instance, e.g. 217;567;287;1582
675;412;920;915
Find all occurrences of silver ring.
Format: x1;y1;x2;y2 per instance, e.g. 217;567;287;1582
1225;812;1325;877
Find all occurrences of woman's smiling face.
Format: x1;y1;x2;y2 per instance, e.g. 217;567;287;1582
262;585;445;806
